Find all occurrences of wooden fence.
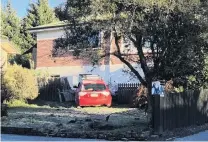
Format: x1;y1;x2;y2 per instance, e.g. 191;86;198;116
153;89;208;132
37;77;63;101
117;83;140;104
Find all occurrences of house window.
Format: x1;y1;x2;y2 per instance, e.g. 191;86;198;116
53;31;101;57
87;31;100;48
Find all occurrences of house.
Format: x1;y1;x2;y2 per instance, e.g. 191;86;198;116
29;21;151;93
0;36;19;69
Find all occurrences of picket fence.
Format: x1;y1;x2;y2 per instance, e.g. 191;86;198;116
117;83;140;104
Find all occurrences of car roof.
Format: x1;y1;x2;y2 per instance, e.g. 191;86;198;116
82;79;105;84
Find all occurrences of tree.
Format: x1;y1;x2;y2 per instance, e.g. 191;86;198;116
54;2;67;21
35;0;58;26
20;0;58;50
13;0;58;68
47;0;208;125
1;0;22;50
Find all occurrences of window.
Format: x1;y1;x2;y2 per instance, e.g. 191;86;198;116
87;31;100;48
52;31;101;57
83;83;106;91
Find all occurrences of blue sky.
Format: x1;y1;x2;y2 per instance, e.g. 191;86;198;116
1;0;66;18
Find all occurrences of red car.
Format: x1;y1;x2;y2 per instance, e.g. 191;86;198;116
74;79;112;107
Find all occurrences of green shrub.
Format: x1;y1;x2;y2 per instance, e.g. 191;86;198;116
6;99;50;108
2;64;38;101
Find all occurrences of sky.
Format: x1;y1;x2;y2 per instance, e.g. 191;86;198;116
1;0;66;18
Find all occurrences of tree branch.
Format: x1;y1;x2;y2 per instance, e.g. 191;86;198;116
134;34;151;80
113;52;146;85
112;31;147;85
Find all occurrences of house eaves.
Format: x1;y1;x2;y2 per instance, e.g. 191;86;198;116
28;21;68;33
0;36;20;54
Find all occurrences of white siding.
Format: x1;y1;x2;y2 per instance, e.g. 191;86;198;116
36;64;144;94
37;29;65;40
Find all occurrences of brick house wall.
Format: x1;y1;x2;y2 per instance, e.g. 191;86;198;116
30;26;148;92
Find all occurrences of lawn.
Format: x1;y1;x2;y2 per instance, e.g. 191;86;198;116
1;101;149;140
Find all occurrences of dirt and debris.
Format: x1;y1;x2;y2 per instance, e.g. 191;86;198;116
3;101;206;141
1;103;149;141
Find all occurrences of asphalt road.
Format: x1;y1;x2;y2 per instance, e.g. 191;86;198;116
174;130;208;141
1;134;104;141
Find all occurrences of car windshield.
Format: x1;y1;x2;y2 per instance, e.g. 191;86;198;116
84;83;106;91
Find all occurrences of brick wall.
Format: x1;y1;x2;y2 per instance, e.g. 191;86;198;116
36;39;107;68
35;34;150;68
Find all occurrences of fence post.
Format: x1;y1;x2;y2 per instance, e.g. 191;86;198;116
152;95;161;133
159;95;164;133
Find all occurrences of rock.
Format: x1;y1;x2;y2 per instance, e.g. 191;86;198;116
141;131;151;138
68;119;77;123
50;114;55;117
85;118;92;122
88;121;101;129
121;138;128;141
98;124;115;130
56;123;63;127
60;133;66;137
131;132;138;137
134;117;140;120
98;134;105;139
60;129;67;133
151;134;159;138
127;131;132;134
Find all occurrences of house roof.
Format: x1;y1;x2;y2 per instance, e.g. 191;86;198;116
29;14;114;32
0;36;20;54
28;21;68;31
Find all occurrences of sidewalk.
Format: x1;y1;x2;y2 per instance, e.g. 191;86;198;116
175;130;208;141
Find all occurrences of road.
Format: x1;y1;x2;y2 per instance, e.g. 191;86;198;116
1;134;104;141
174;130;208;141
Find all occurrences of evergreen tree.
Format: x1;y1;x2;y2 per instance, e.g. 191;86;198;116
35;0;58;26
1;0;58;68
18;0;58;68
20;0;58;51
1;0;22;50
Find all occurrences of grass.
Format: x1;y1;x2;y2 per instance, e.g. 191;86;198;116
6;99;50;109
74;106;130;114
6;99;133;115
